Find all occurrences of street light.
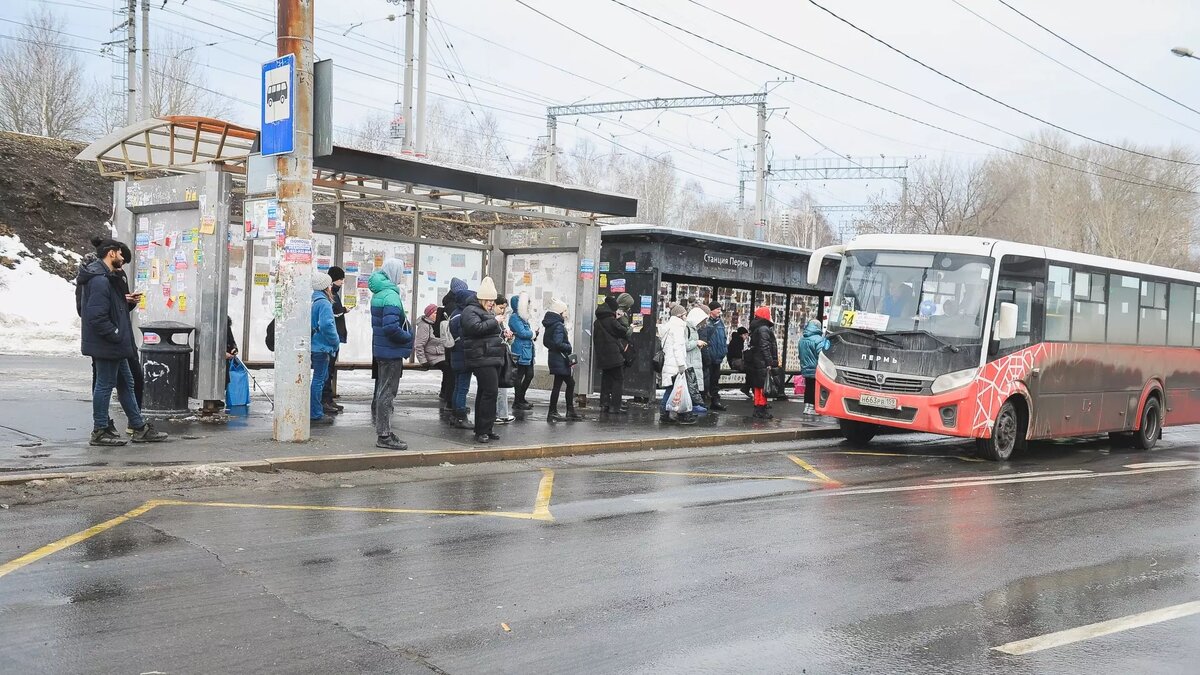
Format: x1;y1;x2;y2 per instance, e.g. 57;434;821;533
1171;46;1197;59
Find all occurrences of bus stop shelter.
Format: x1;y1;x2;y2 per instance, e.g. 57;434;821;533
76;115;636;408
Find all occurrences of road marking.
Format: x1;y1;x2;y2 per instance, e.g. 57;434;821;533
532;469;555;521
928;470;1092;482
586;468;825;483
992;600;1200;655
0;500;162;580
156;500;540;521
786;454;842;485
827;450;985;463
1124;460;1200;469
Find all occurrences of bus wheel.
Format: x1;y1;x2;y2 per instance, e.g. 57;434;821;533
1133;396;1161;451
976;400;1022;461
839;419;877;445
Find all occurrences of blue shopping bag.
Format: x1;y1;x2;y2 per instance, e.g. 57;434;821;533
226;357;251;408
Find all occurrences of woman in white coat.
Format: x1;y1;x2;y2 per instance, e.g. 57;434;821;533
659;303;697;425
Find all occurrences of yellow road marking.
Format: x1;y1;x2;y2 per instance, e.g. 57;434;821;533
157;500;539;520
786;454;842;485
532;469;555;521
829;450;984;462
587;468;825;483
0;500;162;580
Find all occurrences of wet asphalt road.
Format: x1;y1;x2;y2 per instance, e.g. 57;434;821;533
2;430;1200;674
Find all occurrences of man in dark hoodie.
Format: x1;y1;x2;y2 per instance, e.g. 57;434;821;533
79;238;167;446
593;296;629;414
77;239;144;413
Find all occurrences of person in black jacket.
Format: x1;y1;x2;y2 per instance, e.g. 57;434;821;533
727;326;751;399
460;277;506;443
321;266;349;414
745;306;779;420
77;240;144;413
593;297;629;414
543;298;584;422
79;238;166;446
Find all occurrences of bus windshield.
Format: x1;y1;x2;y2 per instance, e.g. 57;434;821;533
830;250;993;341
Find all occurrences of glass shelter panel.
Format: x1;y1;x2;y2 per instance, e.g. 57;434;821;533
338;237;416;366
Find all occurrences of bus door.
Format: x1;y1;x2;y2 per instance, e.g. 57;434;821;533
991;256;1046;434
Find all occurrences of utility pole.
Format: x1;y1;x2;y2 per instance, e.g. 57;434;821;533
274;0;315;442
125;0;137;125
544;116;557;182
753;102;767;242
401;0;415;154
414;0;428;156
140;0;150;119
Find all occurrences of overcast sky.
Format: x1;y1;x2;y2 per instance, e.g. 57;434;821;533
6;0;1200;223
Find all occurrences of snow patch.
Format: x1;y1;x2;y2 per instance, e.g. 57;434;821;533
0;234;81;356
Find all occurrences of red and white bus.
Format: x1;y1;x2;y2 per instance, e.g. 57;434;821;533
806;234;1200;460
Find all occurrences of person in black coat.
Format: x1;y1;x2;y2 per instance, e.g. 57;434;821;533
322;266;349;414
745;306;779;419
460;277;506;443
79;238;166;445
543;299;583;422
593;298;629;414
727;326;751;398
77;240;144;411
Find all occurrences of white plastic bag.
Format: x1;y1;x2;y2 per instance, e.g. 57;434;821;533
665;374;692;413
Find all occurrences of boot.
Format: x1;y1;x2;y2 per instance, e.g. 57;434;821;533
451;409;473;429
710;399;728;412
659;411;674;424
547;408;566;423
677;412;698;425
514;400;534;411
322;403;342;416
753;405;774;420
565;408;585;421
438;402;452;419
605;406;627;415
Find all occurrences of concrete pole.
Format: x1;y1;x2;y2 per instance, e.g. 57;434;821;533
544;116;557;182
754;102;767;242
274;0;315;442
125;0;137;125
140;0;150;119
401;0;415;154
414;0;428;156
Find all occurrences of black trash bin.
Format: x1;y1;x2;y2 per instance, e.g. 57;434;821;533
139;321;194;416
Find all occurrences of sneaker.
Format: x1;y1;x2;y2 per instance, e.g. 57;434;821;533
376;434;408;450
311;416;335;426
692;405;708;415
496;415;516;424
804;404;816;415
677;413;698;425
547;411;566;423
130;422;168;443
451;417;474;430
322;404;342;416
514;401;534;411
474;434;491;444
659;412;674;424
487;432;501;441
90;428;128;446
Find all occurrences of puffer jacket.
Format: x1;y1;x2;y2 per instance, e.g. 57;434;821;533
685;307;707;391
745;316;778;389
542;311;573;376
311;291;341;354
368;270;413;360
413;315;445;365
592;304;627;371
79;260;137;360
448;288;473;372
701;316;728;366
658;315;689;387
460;298;506;369
509;293;535;366
799;320;827;378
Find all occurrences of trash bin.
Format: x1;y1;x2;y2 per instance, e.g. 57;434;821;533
139;321;194;416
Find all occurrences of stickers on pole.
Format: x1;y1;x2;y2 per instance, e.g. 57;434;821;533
283;237;313;263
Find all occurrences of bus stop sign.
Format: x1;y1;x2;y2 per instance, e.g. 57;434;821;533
261;54;295;157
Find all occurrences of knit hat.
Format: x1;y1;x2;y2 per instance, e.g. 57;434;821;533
707;300;722;312
670;303;687;319
477;276;498;301
381;258;406;286
549;298;569;315
754;306;772;320
450;277;468;293
327;265;345;282
312;272;333;291
617;293;635;309
735;326;748;335
423;303;438;318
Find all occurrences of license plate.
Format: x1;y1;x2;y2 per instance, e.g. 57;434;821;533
859;394;898;410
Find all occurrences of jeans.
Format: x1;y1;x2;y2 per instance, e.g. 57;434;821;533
311;352;330;420
473;365;499;435
322;351;339;404
497;387;512;419
436;360;453;406
550;373;575;412
453;370;472;411
704;364;721;404
91;357;144;409
92;357;144;431
374;358;404;436
513;363;535;404
599;366;624;409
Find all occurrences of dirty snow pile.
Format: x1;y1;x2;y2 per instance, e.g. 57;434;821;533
0;234;81;355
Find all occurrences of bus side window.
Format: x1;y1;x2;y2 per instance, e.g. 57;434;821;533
994;255;1045;358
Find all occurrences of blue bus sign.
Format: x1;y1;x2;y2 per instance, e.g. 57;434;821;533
261;54;295;156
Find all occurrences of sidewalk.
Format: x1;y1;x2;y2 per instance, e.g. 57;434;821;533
0;355;838;482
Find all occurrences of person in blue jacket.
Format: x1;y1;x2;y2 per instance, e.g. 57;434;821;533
508;292;537;411
798;319;828;416
369;259;413;449
447;277;473;429
310;272;341;426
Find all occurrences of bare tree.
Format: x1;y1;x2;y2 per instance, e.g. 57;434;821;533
0;9;94;139
336;112;397;154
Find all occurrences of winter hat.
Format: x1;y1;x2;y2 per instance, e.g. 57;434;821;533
423;303;438;318
707;300;722;312
549;298;569;315
450;277;468;293
312;272;333;291
91;236;123;259
381;258;406;286
617;293;635;309
477;276;499;301
670;303;687;319
327;266;345;282
735;326;748;335
754;306;772;321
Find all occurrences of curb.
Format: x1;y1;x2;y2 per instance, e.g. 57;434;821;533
0;426;841;487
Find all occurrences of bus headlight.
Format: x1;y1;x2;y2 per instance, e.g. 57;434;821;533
817;352;837;380
931;367;980;395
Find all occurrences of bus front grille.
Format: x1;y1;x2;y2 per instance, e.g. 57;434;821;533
839;370;926;394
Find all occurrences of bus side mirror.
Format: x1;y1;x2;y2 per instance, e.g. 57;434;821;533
807;245;845;286
994;302;1019;341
